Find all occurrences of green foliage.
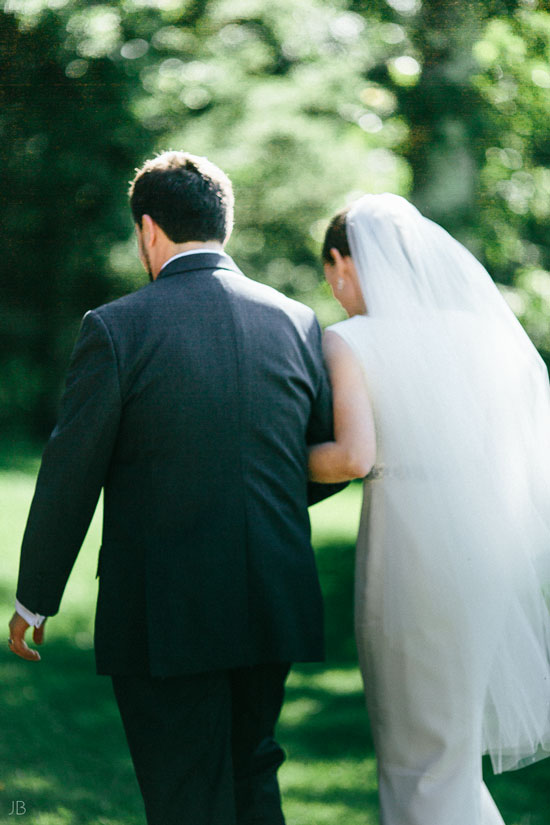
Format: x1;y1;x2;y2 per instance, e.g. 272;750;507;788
1;4;152;435
472;7;550;360
4;0;550;434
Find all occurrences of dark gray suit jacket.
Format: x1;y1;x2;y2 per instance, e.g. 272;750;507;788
16;252;340;676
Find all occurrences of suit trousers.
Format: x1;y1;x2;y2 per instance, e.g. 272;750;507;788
111;662;291;825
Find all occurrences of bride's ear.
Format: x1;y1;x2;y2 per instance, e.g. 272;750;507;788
323;253;338;295
332;247;356;279
329;247;345;272
327;247;352;293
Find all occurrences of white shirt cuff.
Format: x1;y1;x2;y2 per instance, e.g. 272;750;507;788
15;599;46;628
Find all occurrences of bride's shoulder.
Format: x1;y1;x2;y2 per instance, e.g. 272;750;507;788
325;314;369;340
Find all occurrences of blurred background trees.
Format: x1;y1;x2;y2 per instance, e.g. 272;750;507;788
2;0;550;439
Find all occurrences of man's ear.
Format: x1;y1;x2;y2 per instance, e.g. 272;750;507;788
141;214;156;248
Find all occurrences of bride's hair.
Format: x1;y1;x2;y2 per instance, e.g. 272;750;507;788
322;206;350;263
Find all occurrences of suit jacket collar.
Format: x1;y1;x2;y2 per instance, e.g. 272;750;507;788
157;251;241;280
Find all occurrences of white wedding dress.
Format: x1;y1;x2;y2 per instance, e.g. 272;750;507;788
327;195;550;825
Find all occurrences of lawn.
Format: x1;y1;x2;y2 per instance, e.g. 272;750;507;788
0;466;548;824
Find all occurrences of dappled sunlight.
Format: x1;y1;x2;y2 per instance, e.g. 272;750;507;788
32;807;75;825
283;799;376;825
279;696;325;725
1;462;550;822
282;759;377;793
281;759;379;824
9;772;54;793
290;666;363;695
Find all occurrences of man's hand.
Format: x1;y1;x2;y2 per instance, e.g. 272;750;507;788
8;612;45;662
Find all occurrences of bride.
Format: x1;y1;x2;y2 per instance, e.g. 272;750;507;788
309;193;550;824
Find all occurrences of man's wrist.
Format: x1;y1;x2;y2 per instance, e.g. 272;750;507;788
15;599;46;628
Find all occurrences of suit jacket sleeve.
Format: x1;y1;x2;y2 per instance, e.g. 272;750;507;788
16;310;121;616
306;316;348;506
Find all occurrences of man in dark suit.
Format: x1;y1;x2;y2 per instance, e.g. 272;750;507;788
9;151;340;825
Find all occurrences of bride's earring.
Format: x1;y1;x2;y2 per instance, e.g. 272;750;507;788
337;278;344;292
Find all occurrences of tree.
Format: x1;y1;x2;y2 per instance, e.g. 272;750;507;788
4;0;550;436
1;5;152;435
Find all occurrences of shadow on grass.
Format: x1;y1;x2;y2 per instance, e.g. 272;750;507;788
0;533;548;825
484;755;550;825
0;644;376;825
0;439;41;475
282;665;374;758
315;539;357;663
279;661;379;821
0;640;143;825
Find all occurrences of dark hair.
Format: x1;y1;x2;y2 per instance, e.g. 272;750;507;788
129;151;234;244
322;206;351;264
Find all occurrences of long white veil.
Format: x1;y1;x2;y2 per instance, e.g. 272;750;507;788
339;193;550;772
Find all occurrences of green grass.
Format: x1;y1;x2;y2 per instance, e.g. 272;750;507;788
0;469;548;824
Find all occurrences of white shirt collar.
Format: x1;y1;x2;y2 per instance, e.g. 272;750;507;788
160;248;224;273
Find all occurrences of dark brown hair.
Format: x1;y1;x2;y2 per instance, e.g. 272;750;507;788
322;206;351;264
129;151;234;244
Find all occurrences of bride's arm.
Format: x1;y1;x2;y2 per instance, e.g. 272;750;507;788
308;330;376;483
